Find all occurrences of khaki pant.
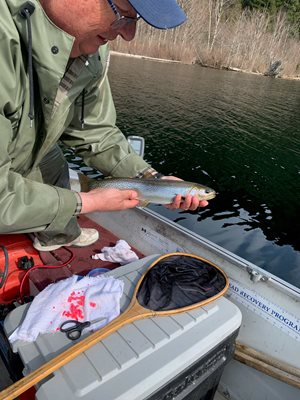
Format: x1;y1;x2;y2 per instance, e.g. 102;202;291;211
35;144;81;246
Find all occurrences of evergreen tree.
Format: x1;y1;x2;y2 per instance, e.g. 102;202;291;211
241;0;300;34
241;0;276;11
284;0;300;30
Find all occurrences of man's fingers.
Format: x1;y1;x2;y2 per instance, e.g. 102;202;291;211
164;194;209;210
189;196;200;211
181;194;192;210
122;190;139;200
166;194;181;209
121;190;139;208
123;199;140;208
199;200;209;207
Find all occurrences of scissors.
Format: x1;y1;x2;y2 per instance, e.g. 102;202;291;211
60;317;106;341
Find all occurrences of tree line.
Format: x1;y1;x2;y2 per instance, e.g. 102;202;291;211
241;0;300;30
110;0;300;79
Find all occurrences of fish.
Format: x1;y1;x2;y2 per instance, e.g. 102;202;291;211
79;174;216;207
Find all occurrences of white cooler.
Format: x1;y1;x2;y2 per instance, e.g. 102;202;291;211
4;255;242;400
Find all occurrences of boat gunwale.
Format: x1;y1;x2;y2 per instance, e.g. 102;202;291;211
93;206;300;299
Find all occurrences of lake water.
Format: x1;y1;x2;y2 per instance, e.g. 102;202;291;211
107;55;300;289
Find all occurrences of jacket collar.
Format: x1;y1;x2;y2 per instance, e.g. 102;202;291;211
6;0;75;79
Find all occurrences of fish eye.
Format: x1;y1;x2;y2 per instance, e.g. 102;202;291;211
205;189;212;194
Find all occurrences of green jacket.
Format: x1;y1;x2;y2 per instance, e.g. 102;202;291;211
1;0;149;234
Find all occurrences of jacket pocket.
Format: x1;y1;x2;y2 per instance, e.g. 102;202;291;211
6;104;23;141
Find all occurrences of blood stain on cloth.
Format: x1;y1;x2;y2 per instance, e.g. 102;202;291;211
61;291;85;320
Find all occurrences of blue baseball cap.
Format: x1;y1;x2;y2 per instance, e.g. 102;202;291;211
128;0;187;29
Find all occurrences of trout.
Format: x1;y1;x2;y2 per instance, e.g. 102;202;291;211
79;175;216;206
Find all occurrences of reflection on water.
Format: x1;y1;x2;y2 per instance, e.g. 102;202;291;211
108;55;300;288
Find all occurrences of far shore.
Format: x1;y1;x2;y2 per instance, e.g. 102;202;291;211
110;51;300;81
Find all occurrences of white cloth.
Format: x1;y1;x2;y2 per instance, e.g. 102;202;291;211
9;275;124;343
92;239;139;265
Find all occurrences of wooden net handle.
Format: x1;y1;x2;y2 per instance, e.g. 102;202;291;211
0;303;150;400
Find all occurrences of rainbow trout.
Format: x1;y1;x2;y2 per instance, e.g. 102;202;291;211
79;175;216;206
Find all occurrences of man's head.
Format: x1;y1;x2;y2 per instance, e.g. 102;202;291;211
39;0;186;58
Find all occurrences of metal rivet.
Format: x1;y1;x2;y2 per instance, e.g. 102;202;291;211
43;97;50;104
51;46;59;55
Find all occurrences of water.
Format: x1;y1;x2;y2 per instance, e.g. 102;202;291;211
107;55;300;289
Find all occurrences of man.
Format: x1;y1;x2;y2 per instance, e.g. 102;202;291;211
0;0;208;251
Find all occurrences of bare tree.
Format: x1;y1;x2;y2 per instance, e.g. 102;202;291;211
110;0;300;78
207;0;233;52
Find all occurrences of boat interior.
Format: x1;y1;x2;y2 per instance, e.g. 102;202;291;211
0;214;232;400
29;215;144;293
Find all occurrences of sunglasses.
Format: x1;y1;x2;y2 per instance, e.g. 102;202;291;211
106;0;140;29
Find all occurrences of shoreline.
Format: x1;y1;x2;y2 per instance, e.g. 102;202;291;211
110;51;181;64
110;51;300;81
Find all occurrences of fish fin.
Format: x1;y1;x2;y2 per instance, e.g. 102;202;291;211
78;173;98;192
78;173;90;192
186;187;195;196
138;200;150;208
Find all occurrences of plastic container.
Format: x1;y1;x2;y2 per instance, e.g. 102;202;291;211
87;268;110;277
5;255;242;400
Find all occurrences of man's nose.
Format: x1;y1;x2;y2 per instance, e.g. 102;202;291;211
117;22;137;41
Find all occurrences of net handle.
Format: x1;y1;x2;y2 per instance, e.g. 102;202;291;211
0;301;152;400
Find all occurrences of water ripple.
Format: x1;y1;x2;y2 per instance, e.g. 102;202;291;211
109;55;300;288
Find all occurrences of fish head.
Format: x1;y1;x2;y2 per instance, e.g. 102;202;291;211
190;185;216;201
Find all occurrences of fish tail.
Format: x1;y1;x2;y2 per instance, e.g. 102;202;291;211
138;200;150;208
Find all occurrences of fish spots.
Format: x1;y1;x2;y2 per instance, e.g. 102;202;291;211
90;302;96;308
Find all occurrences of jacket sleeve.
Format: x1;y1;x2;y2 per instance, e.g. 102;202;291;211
61;60;150;178
0;115;77;234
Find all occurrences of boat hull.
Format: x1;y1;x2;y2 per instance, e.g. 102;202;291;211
89;207;300;400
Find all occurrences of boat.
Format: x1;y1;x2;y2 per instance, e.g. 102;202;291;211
91;204;300;400
0;143;299;399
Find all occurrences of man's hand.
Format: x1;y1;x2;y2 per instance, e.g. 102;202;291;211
161;176;209;211
79;188;139;214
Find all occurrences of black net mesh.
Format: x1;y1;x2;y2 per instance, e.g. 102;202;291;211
137;255;227;311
